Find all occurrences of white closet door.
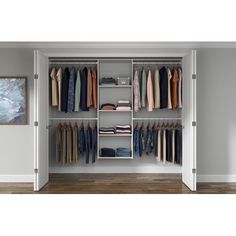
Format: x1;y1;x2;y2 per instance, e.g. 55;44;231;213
34;50;49;191
182;50;197;191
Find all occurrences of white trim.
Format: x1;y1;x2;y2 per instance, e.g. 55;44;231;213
1;41;236;49
0;175;34;182
50;166;182;174
197;175;236;182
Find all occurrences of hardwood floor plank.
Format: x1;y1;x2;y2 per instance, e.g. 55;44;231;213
0;174;235;194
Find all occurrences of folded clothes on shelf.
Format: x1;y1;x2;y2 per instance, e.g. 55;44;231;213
99;127;115;134
100;77;117;85
100;148;116;157
116;148;131;157
100;103;116;110
116;100;131;110
115;124;131;134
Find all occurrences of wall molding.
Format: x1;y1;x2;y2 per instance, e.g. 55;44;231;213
0;175;33;182
1;41;236;49
197;175;236;182
49;166;182;174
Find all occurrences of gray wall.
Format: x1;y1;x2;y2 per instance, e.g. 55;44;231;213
0;48;34;175
0;46;235;179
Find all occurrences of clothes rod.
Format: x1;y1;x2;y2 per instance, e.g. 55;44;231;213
132;118;182;120
49;117;98;120
132;62;181;65
49;62;98;65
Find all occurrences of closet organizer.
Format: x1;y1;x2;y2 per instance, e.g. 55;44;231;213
34;51;196;192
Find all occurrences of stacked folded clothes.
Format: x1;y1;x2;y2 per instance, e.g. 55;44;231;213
115;124;131;134
100;148;116;157
100;77;117;85
116;148;131;157
116;100;131;110
100;103;116;110
99;127;115;134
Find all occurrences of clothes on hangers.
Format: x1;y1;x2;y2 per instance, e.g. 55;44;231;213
141;68;147;108
55;122;97;165
133;70;141;112
67;67;76;112
133;122;182;164
154;69;160;108
171;67;180;109
50;67;58;106
50;66;98;113
87;68;93;110
74;70;81;112
147;69;154;112
56;68;63;111
133;65;182;111
61;67;70;112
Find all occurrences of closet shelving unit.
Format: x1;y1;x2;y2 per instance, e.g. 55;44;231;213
34;50;197;191
98;59;133;160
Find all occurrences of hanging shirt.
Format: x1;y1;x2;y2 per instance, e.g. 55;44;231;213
67;67;76;113
154;69;160;108
74;70;81;112
81;67;88;111
72;124;78;162
87;68;93;109
133;70;141;112
91;68;97;109
92;126;97;163
141;68;147;108
159;67;168;109
61;68;70;112
178;68;183;108
56;68;62;111
162;129;166;163
50;67;58;106
172;129;176;163
56;123;62;163
66;124;72;163
167;68;172;109
171;68;180;109
147;69;154;112
61;124;67;164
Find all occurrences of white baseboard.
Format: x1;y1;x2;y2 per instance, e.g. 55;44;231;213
0;175;33;182
49;166;182;174
197;175;236;182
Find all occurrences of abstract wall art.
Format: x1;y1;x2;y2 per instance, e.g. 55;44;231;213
0;77;27;125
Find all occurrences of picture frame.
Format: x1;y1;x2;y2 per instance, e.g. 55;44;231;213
0;77;28;125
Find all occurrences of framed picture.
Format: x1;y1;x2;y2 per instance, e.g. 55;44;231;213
0;77;27;125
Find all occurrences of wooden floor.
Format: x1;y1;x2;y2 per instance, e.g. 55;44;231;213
1;174;236;194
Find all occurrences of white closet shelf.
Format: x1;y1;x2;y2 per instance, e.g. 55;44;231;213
99;85;132;88
49;117;98;120
98;156;133;160
99;110;132;112
99;134;132;137
132;118;182;120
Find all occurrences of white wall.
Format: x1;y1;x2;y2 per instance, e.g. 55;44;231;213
0;48;34;181
0;45;236;182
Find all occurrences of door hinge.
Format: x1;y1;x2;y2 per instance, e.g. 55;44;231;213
192;121;197;127
192;168;196;174
34;74;38;79
34;121;38;127
34;168;38;174
192;74;197;80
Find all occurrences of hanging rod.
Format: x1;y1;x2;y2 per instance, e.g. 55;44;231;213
49;61;98;65
48;117;98;120
132;118;182;120
132;62;181;65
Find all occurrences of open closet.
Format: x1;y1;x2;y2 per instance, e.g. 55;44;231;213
33;49;196;192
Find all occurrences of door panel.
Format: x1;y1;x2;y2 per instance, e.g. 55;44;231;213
34;50;49;191
182;50;197;191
